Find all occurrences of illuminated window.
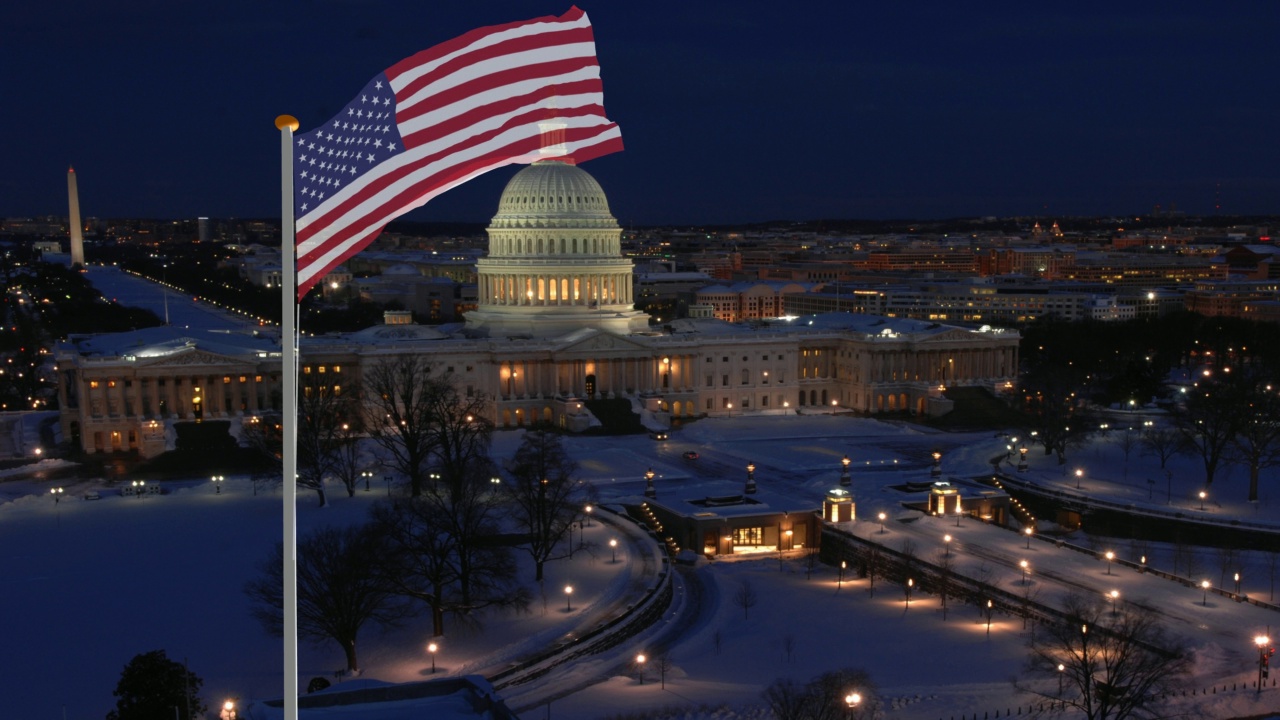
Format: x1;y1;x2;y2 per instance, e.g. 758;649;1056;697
333;385;342;396
318;366;326;374
239;376;247;383
254;375;262;383
90;380;100;389
333;366;341;373
223;376;231;384
303;366;312;374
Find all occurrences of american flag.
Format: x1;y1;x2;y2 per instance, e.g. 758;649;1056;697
292;6;623;299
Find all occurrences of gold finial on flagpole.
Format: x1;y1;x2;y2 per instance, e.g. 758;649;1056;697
275;115;300;132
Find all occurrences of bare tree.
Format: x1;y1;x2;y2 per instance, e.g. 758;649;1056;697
933;549;955;621
762;678;809;720
782;634;796;663
244;524;405;673
369;493;526;638
368;497;457;637
423;385;498;606
505;430;582;582
427;384;494;497
764;667;879;720
1229;375;1280;502
655;653;673;688
239;412;282;489
1172;374;1241;492
1019;593;1190;720
1020;358;1094;465
294;370;356;507
330;420;365;498
1139;425;1184;470
1118;428;1138;480
734;579;758;620
363;355;443;498
865;544;882;598
1214;545;1237;588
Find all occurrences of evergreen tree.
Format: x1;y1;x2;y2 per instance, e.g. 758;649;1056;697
105;650;204;720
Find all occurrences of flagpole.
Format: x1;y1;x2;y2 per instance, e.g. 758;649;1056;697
275;113;300;720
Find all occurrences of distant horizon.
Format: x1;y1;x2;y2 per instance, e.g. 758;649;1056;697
12;209;1279;231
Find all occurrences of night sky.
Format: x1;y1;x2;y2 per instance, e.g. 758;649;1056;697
3;1;1277;225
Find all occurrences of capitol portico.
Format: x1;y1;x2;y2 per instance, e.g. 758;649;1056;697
55;160;1020;457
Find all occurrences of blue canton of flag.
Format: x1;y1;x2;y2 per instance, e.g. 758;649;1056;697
294;75;406;220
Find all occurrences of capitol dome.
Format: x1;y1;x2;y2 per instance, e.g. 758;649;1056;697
490;160;617;229
466;160;650;338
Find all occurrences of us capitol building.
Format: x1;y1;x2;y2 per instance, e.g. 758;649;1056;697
55;161;1020;457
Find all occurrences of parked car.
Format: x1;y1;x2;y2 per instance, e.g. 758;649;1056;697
649;431;669;440
682;450;699;460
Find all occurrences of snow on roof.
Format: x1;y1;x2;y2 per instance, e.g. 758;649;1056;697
65;325;279;359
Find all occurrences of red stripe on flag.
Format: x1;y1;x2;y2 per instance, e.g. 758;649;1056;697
385;7;587;81
395;57;603;128
398;78;604;149
392;26;598;106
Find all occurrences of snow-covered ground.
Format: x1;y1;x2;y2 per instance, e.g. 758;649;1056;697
5;412;1280;719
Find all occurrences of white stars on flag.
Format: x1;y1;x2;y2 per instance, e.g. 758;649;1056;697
294;73;405;220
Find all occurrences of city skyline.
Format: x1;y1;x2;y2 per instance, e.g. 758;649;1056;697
3;2;1278;224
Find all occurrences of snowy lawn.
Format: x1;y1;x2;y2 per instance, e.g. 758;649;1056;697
6;413;1280;719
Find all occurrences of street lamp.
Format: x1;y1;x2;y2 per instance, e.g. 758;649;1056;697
840;455;852;487
644;467;656;498
609;538;618;563
1057;663;1065;695
839;560;846;587
931;451;942;478
635;653;646;685
1018;446;1028;472
1104;550;1115;575
1202;579;1211;606
905;578;913;607
944;534;952;557
564;585;573;611
1024;526;1033;549
1075;468;1083;489
362;470;373;491
427;642;438;673
746;461;757;494
955;505;963;527
877;512;887;534
1108;589;1119;616
1020;559;1030;585
584;504;594;527
132;480;145;497
986;599;993;636
221;699;237;720
1236;572;1242;596
1257;635;1271;694
1199;490;1207;511
50;486;64;503
211;475;224;494
844;691;861;718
